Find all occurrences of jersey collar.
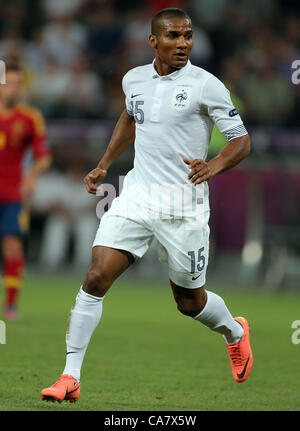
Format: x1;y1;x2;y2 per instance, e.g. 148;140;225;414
151;59;192;80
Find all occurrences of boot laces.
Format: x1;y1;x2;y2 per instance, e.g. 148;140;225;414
51;375;70;388
228;345;242;367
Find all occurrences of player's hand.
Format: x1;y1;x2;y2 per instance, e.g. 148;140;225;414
183;157;212;185
21;174;37;202
84;167;107;194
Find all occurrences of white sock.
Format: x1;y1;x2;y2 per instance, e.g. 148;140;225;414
63;286;104;381
193;290;243;344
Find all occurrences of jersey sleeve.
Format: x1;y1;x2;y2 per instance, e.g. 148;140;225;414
201;75;248;141
122;73;134;116
29;109;50;158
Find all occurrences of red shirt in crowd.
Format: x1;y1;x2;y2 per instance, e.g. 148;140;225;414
0;103;50;203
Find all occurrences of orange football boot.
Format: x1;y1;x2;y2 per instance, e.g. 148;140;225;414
226;317;253;383
41;374;80;403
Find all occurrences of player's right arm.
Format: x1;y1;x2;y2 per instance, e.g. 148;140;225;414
84;109;135;194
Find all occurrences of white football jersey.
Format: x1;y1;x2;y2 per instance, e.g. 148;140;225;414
120;59;248;217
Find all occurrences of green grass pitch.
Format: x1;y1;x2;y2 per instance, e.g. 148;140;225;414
1;273;299;411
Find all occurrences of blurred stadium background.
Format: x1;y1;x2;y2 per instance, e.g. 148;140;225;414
0;0;297;289
0;0;300;411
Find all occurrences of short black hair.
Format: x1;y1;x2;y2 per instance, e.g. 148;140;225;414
151;8;192;36
5;62;22;73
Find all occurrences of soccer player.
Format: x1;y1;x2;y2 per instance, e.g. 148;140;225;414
0;64;51;320
41;8;252;403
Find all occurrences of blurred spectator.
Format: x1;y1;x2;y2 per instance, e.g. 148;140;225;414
0;29;36;90
30;56;72;117
243;44;294;126
219;55;247;96
189;0;230;29
29;51;103;119
42;0;85;20
0;1;25;35
241;58;294;126
0;0;298;126
189;25;213;67
63;54;104;118
283;16;300;45
115;0;149;14
24;29;49;73
122;9;154;66
86;3;124;68
277;0;300;16
32;156;98;270
41;15;87;67
236;0;278;26
242;24;275;73
0;28;23;60
104;60;132;119
272;37;299;80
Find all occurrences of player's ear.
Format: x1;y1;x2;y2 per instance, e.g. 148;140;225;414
149;34;157;50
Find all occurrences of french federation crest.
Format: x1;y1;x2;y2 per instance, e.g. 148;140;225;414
171;86;192;110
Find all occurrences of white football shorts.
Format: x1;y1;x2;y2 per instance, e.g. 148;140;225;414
93;195;210;289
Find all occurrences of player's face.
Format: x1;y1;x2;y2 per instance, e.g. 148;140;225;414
0;71;23;108
150;17;193;73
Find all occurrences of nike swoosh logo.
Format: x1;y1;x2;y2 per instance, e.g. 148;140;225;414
66;351;77;355
237;355;250;379
131;93;143;98
66;386;79;395
192;274;201;280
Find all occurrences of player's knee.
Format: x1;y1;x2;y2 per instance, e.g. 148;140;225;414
84;266;112;296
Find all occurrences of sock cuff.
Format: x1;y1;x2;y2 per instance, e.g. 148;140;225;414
192;290;214;320
79;286;104;302
192;290;226;324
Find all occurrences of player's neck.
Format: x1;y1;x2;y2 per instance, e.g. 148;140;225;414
154;57;181;76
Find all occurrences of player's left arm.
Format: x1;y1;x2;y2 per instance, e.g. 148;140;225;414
184;133;250;185
21;108;52;201
184;75;251;185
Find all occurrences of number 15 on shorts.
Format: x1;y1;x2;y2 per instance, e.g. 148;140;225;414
188;247;205;274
